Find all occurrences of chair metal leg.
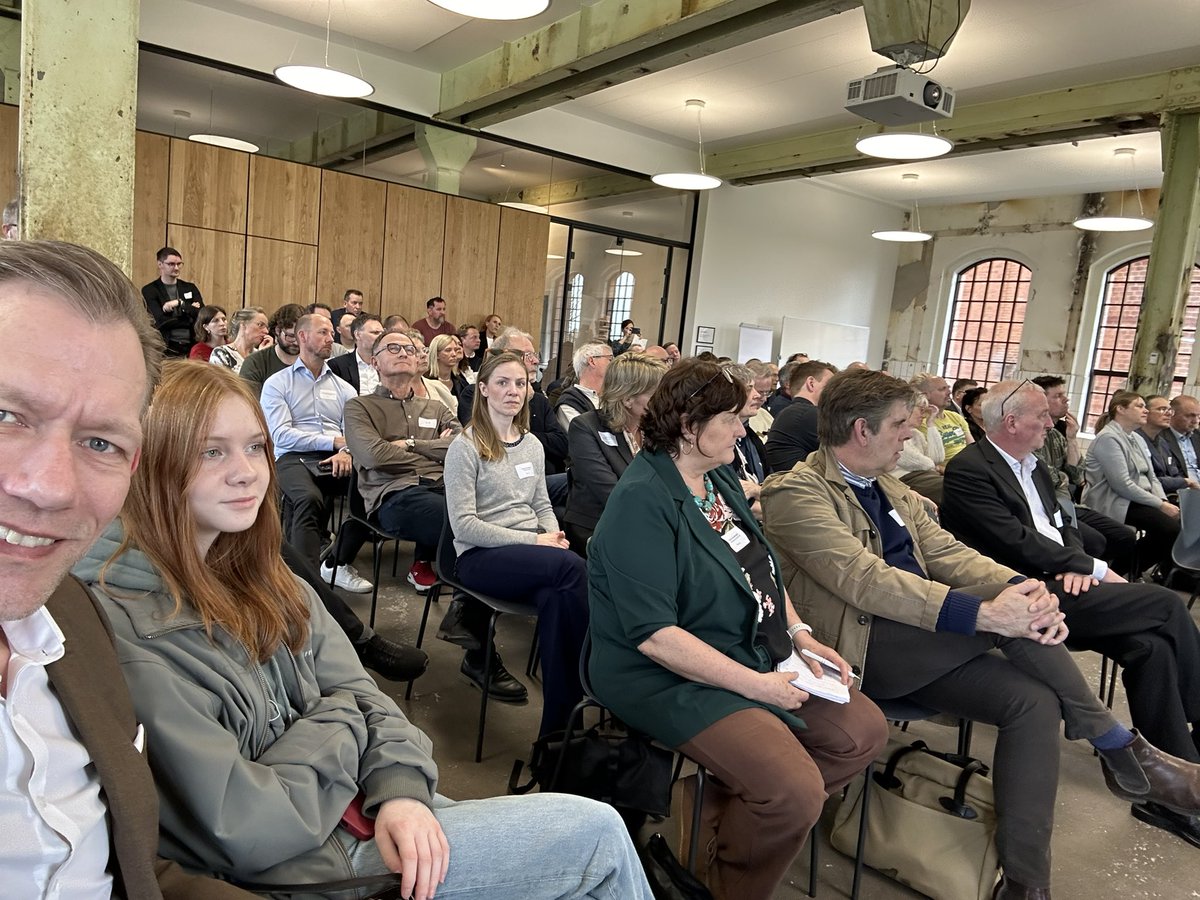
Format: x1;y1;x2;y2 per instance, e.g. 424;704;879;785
474;613;499;763
851;762;873;900
405;583;440;702
526;629;541;679
368;543;384;629
686;765;706;876
807;825;818;897
958;719;974;760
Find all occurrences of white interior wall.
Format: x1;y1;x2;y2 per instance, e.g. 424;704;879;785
686;180;901;365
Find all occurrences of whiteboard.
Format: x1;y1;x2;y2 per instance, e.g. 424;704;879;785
736;323;775;363
779;316;870;368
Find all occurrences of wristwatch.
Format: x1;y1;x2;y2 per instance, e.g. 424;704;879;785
786;622;812;641
405;437;416;451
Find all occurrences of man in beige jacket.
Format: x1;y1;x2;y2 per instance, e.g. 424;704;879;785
761;368;1200;900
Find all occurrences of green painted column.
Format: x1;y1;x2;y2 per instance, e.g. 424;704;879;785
1128;111;1200;395
19;0;138;273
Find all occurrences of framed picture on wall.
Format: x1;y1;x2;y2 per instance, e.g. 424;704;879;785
695;343;714;355
696;325;716;344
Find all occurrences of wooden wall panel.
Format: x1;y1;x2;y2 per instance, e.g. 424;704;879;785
494;207;551;341
167;138;249;233
166;224;246;312
248;155;320;244
245;237;317;311
441;195;500;326
381;184;445;319
0;104;15;221
133;132;170;289
316;170;386;307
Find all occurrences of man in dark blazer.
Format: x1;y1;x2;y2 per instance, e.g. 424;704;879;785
1164;394;1200;483
764;360;835;472
1139;394;1200;498
140;245;203;357
328;313;384;395
942;379;1200;846
0;240;250;898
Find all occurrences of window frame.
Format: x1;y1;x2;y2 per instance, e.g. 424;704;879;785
940;257;1032;387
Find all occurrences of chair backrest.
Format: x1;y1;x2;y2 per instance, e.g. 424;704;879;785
435;517;459;584
345;470;371;522
1172;488;1200;570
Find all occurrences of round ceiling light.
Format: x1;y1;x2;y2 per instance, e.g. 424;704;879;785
651;172;723;191
855;132;952;160
871;229;933;243
605;247;643;257
1072;215;1154;232
274;64;373;98
189;134;260;154
429;0;549;19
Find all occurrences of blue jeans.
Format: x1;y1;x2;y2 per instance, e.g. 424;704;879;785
332;793;653;900
376;484;446;563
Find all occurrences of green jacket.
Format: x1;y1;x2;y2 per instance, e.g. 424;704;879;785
587;449;804;748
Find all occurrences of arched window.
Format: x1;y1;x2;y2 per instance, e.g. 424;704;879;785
608;272;636;341
567;273;583;340
941;258;1031;386
1083;257;1200;429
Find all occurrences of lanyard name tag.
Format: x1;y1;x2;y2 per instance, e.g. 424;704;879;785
183;292;193;300
887;508;905;528
722;526;750;552
1053;510;1064;528
599;431;618;447
418;417;438;429
514;461;536;479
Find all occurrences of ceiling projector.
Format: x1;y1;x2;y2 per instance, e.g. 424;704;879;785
845;66;955;125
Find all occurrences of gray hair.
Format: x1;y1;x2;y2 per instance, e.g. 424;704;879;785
572;340;611;376
490;325;534;353
722;362;754;386
227;306;265;342
980;379;1043;431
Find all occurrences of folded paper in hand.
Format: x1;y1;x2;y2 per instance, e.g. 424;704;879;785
776;650;850;704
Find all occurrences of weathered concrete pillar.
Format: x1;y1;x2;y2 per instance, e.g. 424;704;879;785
415;124;476;196
19;0;138;272
1128;112;1200;395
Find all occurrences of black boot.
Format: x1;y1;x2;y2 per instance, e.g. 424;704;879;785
461;649;528;703
436;595;482;651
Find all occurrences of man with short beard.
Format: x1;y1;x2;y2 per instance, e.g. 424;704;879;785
240;303;304;398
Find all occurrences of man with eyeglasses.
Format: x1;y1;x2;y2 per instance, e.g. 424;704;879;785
239;303;304;399
141;246;204;358
941;379;1200;848
555;341;612;431
1138;394;1200;500
344;330;463;597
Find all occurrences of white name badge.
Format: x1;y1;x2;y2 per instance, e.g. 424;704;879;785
1053;510;1064;528
418;417;438;429
888;508;905;527
133;723;146;753
599;431;618;447
514;461;536;479
722;526;750;552
183;292;193;300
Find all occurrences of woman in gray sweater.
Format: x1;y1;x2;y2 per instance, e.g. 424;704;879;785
444;351;589;737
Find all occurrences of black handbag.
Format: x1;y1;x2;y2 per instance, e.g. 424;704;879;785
640;832;715;900
509;722;674;817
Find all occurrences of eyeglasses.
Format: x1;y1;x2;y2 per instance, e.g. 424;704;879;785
688;367;735;400
377;342;418;356
999;378;1034;416
521;350;540;361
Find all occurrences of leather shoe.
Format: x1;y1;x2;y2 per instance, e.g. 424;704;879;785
460;656;528;704
436;597;482;651
1131;801;1200;848
356;635;428;682
993;876;1051;899
1100;731;1200;814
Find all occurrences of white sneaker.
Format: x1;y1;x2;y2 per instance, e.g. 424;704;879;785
321;561;373;593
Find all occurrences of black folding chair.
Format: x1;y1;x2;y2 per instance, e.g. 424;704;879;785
328;472;400;629
410;519;538;761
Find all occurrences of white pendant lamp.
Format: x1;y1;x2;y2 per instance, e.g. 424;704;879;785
1073;148;1154;232
605;237;643;257
189;134;259;153
873;173;933;242
429;1;550;19
856;131;952;161
275;0;373;98
652;100;723;191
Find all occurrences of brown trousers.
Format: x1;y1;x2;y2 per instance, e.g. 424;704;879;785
677;691;888;900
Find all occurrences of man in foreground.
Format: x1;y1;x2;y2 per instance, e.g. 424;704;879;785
762;369;1200;898
941;379;1200;846
0;239;251;898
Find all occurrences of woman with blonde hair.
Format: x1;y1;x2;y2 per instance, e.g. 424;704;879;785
72;361;652;900
210;306;273;373
564;351;667;554
428;332;469;410
444;351;589;736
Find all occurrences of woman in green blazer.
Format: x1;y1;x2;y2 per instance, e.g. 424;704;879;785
588;359;888;900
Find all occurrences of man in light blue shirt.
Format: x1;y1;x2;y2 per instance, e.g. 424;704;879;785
262;314;371;592
1166;395;1200;483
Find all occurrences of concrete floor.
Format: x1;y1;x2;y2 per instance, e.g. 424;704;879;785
340;544;1200;899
